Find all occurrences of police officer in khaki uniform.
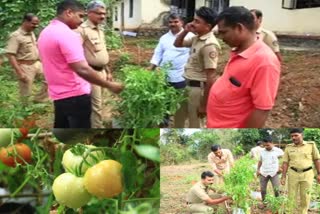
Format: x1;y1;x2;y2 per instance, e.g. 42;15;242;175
186;171;230;214
250;9;282;62
207;145;234;186
174;7;220;128
281;128;320;214
77;1;112;128
5;13;47;104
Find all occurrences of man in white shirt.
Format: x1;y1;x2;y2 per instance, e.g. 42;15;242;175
257;136;284;204
149;13;194;127
208;145;234;185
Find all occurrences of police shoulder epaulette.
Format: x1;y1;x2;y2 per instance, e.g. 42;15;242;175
306;141;315;144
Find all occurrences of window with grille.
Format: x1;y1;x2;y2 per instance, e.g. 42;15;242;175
282;0;320;9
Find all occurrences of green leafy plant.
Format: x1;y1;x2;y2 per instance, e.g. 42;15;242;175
264;194;290;214
223;155;255;213
106;29;123;50
112;65;185;128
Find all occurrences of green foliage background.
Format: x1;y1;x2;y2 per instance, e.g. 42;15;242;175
0;0;120;48
160;128;320;165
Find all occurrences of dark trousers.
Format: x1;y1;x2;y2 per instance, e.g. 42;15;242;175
53;94;92;128
260;174;280;201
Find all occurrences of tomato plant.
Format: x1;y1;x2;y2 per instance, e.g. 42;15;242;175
0;129;160;214
112;65;185;128
52;172;92;209
0;143;32;167
84;159;123;198
223;155;255;213
62;144;105;176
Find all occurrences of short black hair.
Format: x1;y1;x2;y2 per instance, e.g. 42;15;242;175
250;9;263;19
23;13;37;22
211;144;221;152
290;128;304;134
57;0;85;15
195;6;218;28
201;171;214;179
262;136;273;143
216;6;255;31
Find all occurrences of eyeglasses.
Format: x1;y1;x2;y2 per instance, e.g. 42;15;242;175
91;11;107;16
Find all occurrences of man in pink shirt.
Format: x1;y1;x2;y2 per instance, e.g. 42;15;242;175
38;0;123;128
207;6;280;128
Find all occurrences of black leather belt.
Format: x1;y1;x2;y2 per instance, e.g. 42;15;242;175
89;64;104;71
290;166;312;173
187;80;206;87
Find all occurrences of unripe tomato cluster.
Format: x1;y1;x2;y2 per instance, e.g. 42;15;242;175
0;128;32;167
52;145;123;209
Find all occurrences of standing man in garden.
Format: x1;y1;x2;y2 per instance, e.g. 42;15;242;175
77;1;113;128
38;0;123;128
256;136;283;206
149;13;194;127
250;9;282;62
186;171;230;213
208;145;234;185
174;7;220;128
206;6;280;128
281;128;320;214
5;13;47;104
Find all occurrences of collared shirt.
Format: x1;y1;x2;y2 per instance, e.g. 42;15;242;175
250;146;265;161
260;147;284;177
77;20;109;67
207;149;234;173
207;39;281;128
257;27;280;53
283;141;320;169
182;31;220;82
38;19;91;101
150;29;194;83
186;181;211;203
5;27;39;61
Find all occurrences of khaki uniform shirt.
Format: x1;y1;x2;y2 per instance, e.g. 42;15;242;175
283;141;320;169
257;27;280;53
208;149;234;173
183;32;220;82
77;20;109;67
186;181;212;203
5;28;39;61
250;146;265;161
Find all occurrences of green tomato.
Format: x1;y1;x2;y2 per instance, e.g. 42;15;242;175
0;129;13;147
62;145;105;176
52;173;92;209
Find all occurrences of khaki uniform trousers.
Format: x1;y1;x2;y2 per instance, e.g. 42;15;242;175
173;88;187;127
91;69;106;128
188;193;227;214
287;168;314;214
177;86;205;128
19;61;47;104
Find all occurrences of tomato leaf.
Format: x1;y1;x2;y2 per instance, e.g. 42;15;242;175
134;145;160;162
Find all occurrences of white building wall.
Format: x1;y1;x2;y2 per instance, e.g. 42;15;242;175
140;0;170;24
230;0;320;35
113;0;143;30
113;0;170;30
